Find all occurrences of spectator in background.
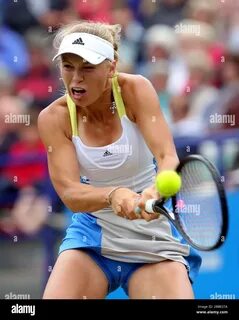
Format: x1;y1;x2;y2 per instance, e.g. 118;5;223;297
127;0;142;22
184;1;225;69
140;24;199;95
1;108;49;235
0;96;24;155
111;0;144;73
0;0;5;22
170;94;206;137
38;0;77;29
0;23;29;76
143;25;176;62
0;96;25;232
226;150;239;189
222;93;239;130
3;0;39;34
3;0;76;35
204;53;239;131
137;0;158;26
138;24;186;94
3;109;46;189
183;49;218;123
227;11;239;54
72;0;113;22
140;0;188;28
0;65;16;98
145;60;172;124
176;19;216;60
15;27;58;109
218;0;239;46
185;0;218;26
172;18;224;93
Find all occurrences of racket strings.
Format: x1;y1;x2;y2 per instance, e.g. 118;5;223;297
176;160;223;249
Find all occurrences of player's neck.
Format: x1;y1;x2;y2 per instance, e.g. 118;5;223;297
78;83;115;123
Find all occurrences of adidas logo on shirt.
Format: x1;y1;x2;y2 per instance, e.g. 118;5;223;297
72;37;85;45
103;150;113;157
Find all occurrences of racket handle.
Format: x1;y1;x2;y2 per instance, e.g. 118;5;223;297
145;199;157;213
134;199;156;215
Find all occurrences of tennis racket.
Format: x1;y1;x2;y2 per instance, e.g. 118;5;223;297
138;155;228;251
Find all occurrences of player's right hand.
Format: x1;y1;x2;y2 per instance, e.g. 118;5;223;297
110;188;141;220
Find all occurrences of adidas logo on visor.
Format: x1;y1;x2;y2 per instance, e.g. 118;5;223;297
72;37;85;45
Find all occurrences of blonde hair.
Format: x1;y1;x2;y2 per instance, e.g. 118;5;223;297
53;21;121;61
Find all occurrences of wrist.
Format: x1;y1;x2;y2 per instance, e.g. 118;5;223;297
106;186;125;206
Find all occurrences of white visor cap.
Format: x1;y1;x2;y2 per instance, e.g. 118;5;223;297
53;32;114;64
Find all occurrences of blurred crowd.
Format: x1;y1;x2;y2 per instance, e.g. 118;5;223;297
0;0;239;235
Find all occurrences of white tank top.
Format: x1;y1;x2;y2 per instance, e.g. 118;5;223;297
67;74;156;192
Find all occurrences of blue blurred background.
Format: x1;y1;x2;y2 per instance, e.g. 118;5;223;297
0;0;239;299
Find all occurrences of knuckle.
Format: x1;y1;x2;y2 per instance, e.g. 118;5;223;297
121;199;128;207
142;190;151;198
146;214;153;221
129;211;137;220
141;212;150;221
138;202;145;209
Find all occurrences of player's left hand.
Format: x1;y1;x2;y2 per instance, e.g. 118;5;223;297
136;185;161;221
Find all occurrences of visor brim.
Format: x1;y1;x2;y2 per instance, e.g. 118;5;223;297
52;47;107;65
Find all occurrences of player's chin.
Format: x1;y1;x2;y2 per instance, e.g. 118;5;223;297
71;95;88;106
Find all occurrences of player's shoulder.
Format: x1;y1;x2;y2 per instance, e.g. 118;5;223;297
118;72;151;92
118;73;154;103
38;95;67;119
38;95;71;137
117;73;155;119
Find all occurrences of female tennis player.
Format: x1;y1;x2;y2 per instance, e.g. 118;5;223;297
39;21;201;299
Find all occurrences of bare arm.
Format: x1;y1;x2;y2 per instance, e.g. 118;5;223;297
38;106;116;213
115;75;180;219
125;75;179;171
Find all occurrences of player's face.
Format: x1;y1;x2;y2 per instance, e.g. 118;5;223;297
61;53;115;107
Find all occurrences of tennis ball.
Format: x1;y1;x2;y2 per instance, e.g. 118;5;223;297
155;170;181;197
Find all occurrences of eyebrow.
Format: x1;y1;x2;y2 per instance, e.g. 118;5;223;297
61;58;73;64
62;58;92;65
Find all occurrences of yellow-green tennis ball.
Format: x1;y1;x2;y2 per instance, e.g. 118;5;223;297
155;170;181;197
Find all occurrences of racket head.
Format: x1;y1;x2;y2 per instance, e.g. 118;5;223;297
171;155;228;251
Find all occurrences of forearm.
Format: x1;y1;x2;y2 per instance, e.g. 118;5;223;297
61;182;117;213
145;154;179;196
156;153;179;173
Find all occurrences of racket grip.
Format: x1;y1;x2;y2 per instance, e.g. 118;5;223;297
134;199;156;215
145;199;156;213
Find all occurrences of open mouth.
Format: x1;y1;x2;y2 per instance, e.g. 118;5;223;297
71;87;87;98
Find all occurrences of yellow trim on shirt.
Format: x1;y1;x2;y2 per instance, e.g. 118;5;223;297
112;73;126;118
66;94;78;136
66;74;126;137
